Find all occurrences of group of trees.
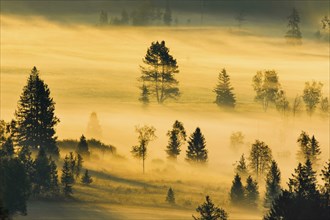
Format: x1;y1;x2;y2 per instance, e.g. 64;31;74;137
131;122;209;173
230;174;259;207
139;41;328;116
99;1;175;26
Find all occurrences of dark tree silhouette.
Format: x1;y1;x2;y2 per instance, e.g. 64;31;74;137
33;147;51;196
285;8;302;45
264;160;281;208
264;160;329;220
186;127;208;164
166;187;175;204
61;155;74;197
0;157;29;216
49;158;60;196
245;176;259;207
2;137;14;158
252;70;281;112
15;67;59;158
193;196;228;220
76;135;90;158
81;169;93;185
230;173;245;205
131;125;156;173
235;154;249;179
297;131;321;165
320;161;330;207
249;140;272;178
213;69;236;108
75;153;83;180
166;120;187;160
140;41;179;103
303;81;323;116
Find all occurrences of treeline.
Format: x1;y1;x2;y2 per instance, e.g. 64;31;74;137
138;40;329;116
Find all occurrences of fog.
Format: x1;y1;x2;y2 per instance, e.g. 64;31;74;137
1;14;329;219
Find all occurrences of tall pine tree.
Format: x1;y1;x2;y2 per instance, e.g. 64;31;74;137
230;173;245;205
186;127;208;164
166;120;186;160
61;155;74;197
15;67;59;158
245;176;259;207
264;160;281;208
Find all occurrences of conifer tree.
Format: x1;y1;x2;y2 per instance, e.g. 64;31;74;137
33;147;51;196
140;41;179;103
75;153;83;180
17;146;34;193
264;161;281;209
2;137;14;158
166;187;175;204
81;169;93;185
285;8;302;45
76;135;90;158
166;120;186;160
297;131;321;165
320;160;330;206
213;69;236;108
193;196;228;220
186;127;208;164
49;158;60;196
230;173;245;205
235;154;249;179
245;176;259;207
61;155;74;196
14;67;59;158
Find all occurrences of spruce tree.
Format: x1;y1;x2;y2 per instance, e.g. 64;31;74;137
230;173;245;205
264;160;281;208
33;147;51;196
166;187;175;204
166;120;186;160
2;137;14;158
245;176;259;207
17;146;34;193
235;154;249;179
15;67;59;158
213;69;236;108
193;196;228;220
61;155;74;196
49;158;60;196
320;161;330;206
186;127;208;164
297;131;321;165
76;135;90;158
285;8;302;45
75;153;83;179
81;169;93;185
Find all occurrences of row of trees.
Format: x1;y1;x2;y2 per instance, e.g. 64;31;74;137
138;41;328;115
131;122;208;173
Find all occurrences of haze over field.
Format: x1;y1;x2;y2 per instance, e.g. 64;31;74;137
0;2;329;219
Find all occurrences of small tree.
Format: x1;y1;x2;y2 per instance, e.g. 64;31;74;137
33;147;51;196
61;155;74;197
292;95;303;117
186;127;208;164
285;8;302;45
213;69;236;108
76;135;90;158
230;131;244;152
166;120;187;160
297;131;321;165
230;173;245;205
139;84;150;106
49;158;60;196
235;154;249;179
249;140;272;178
302;81;323;116
252;70;281;111
320;97;329;113
75;153;83;179
275;90;290;115
193;196;228;220
245;176;259;207
139;41;180;103
131;125;157;173
264;160;281;208
81;169;93;185
166;187;175;204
